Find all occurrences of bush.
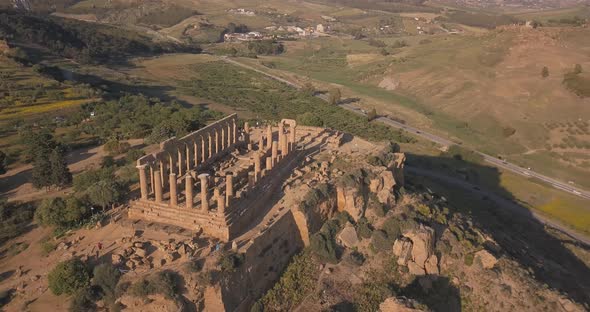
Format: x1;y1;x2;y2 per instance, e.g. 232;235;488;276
48;258;90;295
69;287;97;312
255;252;317;311
35;197;90;229
367;108;377;121
356;218;373;239
0;200;34;245
125;148;145;164
92;263;120;303
103;140;131;155
464;253;474;266
218;252;245;273
381;218;401;239
310;232;338;263
129;271;178;300
40;237;56;256
371;230;393;252
247;40;284;55
368;38;386;48
297;112;323;127
541;66;549;78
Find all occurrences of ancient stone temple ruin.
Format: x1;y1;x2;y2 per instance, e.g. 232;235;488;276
128;114;305;241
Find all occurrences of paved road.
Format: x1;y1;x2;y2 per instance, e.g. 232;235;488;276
407;166;590;246
221;57;590;201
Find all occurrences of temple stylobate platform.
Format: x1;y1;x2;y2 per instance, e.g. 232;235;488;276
128;114;305;241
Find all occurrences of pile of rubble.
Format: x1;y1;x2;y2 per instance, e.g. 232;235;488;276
111;238;201;271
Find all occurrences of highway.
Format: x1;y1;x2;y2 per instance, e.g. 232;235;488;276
221;56;590;201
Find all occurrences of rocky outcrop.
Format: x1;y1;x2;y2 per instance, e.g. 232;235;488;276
379;297;425;312
370;169;397;206
337;223;359;248
475;249;498;269
337;186;366;221
393;225;438;276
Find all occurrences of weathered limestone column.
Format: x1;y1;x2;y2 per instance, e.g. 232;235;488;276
266;125;273;150
221;128;226;150
226;172;233;205
149;166;155;194
254;153;261;182
244;122;250;133
154;170;163;203
265;157;272;172
159;160;166;188
226;122;232;148
169;173;177;206
214;129;220;154
289;125;297;151
278;122;284;152
137;165;148;200
258;136;264;151
185;145;191;172
208;133;213;159
193;140;200;168
199;173;210;211
178;149;184;177
271;141;278;167
201;135;207;163
232;119;238;144
282;135;289;156
185;174;193;209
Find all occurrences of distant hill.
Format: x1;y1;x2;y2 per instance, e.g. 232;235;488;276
0;10;199;63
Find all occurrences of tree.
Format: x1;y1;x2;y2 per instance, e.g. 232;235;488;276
35;196;89;228
541;66;549;78
49;147;72;188
48;258;90;296
297;112;323;127
574;64;583;74
87;179;120;211
367;108;378;121
328;88;341;105
301;82;316;97
32;153;53;190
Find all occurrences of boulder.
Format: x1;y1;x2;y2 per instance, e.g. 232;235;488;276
337;186;366;221
475;250;497;269
133;242;144;248
337;224;359;248
404;225;435;266
112;254;123;265
392;238;413;266
376;170;396;205
407;261;426;276
379;297;424;312
134;247;147;258
424;255;439;275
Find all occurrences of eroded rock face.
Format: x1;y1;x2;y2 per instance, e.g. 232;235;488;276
379;297;425;312
337;224;359;248
475;249;498;269
424;255;439;275
337;186;366;221
393;238;413;266
370;169;397;206
405;225;435;267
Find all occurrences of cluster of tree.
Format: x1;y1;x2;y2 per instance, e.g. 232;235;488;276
247;40;285;55
436;11;518;29
225;22;249;34
320;0;439;14
79;94;222;143
20;128;72;190
0;199;34;245
547;16;586;27
367;38;387;48
0;10;199;63
136;6;200;27
563;64;590;98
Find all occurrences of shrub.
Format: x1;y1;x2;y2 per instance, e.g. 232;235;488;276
129;271;178;300
371;230;392;252
69;287;97;312
328;88;341;105
247;40;284;55
103;140;131;155
367;108;377;121
381;218;401;239
92;263;120;303
356;218;373;239
301;82;316;96
353;280;392;312
218;252;245;273
310;232;338;263
464;253;474;266
502;127;516;137
35;197;90;229
40;237;56;256
541;66;549;78
125;148;145;164
255;252;317;311
368;38;386;48
297;112;323;127
348;250;366;266
574;64;583;75
48;258;90;295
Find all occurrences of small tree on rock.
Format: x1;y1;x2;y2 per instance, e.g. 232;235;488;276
541;66;549;78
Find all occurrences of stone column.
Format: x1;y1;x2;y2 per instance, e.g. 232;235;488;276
186;145;191;172
278;122;284;152
254;153;261;182
244;122;250;133
159;160;166;189
207;133;213;158
258;136;264;151
221;127;226;151
226;172;233;205
169;173;177;206
199;173;210;211
232;120;238;144
289;125;296;151
154;170;163;203
227;122;232;147
271;141;278;167
215;129;220;154
218;195;225;214
185;174;193;209
178;149;184;177
266;125;273;150
265;157;272;172
281;135;289;157
137;165;148;200
194;140;199;167
201;136;207;163
149;166;155;194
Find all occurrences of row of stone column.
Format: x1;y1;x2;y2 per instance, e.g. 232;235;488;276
250;122;297;181
137;119;238;202
138;167;235;214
